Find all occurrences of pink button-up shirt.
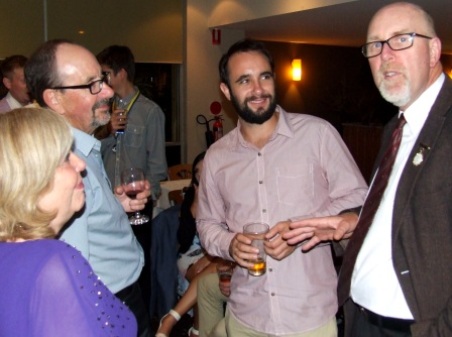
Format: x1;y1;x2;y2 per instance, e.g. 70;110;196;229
197;106;367;335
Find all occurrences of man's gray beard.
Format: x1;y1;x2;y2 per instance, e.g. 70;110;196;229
91;112;111;129
379;78;411;108
91;99;112;129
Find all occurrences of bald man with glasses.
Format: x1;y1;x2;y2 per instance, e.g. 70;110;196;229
25;40;152;337
285;2;452;336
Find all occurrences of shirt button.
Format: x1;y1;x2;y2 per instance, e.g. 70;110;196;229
269;268;273;272
258;152;262;156
259;180;263;184
271;292;275;296
262;209;267;213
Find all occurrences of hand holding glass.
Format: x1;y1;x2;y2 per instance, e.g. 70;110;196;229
121;168;149;225
115;108;128;134
243;222;269;276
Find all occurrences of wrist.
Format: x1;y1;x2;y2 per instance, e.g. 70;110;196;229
228;235;236;259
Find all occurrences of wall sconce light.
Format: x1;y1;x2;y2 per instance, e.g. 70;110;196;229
292;59;302;81
448;68;452;79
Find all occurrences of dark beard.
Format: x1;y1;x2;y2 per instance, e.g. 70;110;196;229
230;92;276;125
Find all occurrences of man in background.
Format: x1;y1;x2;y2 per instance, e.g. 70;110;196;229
96;45;168;311
25;40;152;337
0;55;30;113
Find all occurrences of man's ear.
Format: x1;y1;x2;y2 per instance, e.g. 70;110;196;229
119;68;128;81
3;77;11;90
43;89;64;114
220;82;231;101
429;36;442;67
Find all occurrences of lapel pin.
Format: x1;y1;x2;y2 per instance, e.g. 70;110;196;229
412;143;430;166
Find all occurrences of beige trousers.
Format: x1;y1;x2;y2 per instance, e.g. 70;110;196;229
197;272;228;337
225;309;337;337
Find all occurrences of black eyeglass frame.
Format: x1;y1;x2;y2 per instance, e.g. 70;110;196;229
361;32;433;58
51;74;107;95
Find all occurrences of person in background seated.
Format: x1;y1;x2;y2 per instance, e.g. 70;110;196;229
0;55;30;113
156;152;225;337
0;107;137;337
197;271;230;337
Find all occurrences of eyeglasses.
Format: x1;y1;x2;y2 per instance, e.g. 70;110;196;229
361;32;433;58
52;74;108;95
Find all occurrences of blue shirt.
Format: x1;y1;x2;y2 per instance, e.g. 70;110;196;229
60;127;144;293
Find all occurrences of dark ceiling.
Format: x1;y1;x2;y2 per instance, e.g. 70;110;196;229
219;0;452;55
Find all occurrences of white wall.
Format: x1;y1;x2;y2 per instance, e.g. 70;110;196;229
184;0;244;163
0;0;183;62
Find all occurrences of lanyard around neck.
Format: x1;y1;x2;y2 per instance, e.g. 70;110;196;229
112;90;140;113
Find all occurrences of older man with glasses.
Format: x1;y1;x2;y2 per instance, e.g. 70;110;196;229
285;2;452;337
25;39;152;337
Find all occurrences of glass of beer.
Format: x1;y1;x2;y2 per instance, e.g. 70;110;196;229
243;222;269;276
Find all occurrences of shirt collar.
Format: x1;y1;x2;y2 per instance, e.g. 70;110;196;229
236;105;293;149
5;92;23;110
115;87;139;106
401;73;445;136
71;127;100;156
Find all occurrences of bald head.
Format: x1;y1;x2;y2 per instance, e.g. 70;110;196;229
26;40;113;134
365;2;442;110
368;2;437;40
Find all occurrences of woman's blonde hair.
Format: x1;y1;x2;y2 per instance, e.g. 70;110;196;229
0;107;73;241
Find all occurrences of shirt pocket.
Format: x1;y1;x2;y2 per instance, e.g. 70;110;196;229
125;124;144;148
276;165;314;208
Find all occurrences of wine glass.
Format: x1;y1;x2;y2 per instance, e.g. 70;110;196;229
121;167;149;225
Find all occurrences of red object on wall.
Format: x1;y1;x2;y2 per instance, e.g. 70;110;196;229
212;28;221;45
213;116;223;141
210;101;222;115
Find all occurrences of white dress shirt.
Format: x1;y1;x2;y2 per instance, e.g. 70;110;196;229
351;74;445;318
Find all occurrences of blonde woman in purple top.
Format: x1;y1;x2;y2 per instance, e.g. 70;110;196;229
0;108;137;337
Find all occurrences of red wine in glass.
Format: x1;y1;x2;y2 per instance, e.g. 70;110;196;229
124;187;144;200
121;168;149;225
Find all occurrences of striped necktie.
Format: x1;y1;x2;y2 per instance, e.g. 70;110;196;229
338;114;407;305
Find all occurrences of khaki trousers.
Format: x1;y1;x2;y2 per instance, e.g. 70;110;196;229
197;273;228;337
225;309;337;337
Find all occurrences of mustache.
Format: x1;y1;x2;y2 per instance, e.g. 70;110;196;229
245;94;272;103
379;63;404;74
92;98;111;111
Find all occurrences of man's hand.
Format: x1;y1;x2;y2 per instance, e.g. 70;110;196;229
282;213;359;251
264;221;297;260
110;108;128;134
228;233;259;270
115;180;151;213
